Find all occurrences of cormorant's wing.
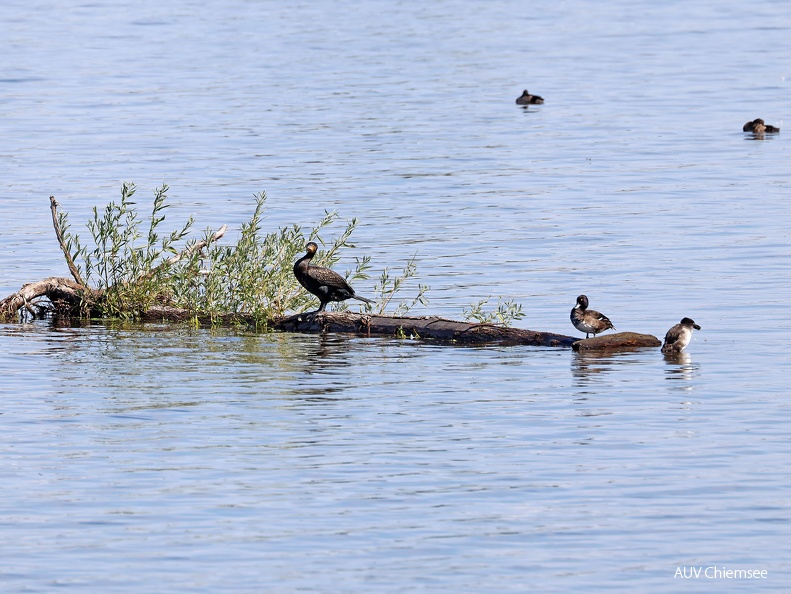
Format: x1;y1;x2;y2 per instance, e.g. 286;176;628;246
307;266;353;291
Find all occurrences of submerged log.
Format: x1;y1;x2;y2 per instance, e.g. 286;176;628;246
572;331;661;351
273;311;578;347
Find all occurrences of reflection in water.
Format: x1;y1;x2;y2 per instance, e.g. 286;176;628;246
288;333;357;402
663;351;699;390
570;347;646;383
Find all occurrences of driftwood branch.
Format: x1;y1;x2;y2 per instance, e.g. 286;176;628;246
1;203;230;322
50;196;85;287
135;224;228;283
0;276;95;321
165;224;227;266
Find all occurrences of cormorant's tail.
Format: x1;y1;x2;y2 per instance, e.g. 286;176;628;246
353;295;375;304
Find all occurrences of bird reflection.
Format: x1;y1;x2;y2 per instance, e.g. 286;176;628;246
570;347;643;382
288;334;358;402
663;350;698;388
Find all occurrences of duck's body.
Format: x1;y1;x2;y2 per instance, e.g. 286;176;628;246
661;317;701;353
516;89;544;105
743;118;780;134
570;294;615;339
293;242;374;313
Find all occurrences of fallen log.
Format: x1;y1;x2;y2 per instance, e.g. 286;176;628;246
138;306;576;346
2;291;661;351
139;307;576;346
571;331;661;351
273;311;578;347
1;195;660;351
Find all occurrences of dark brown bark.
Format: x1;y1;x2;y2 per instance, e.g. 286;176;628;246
571;331;661;351
272;311;578;347
140;307;576;346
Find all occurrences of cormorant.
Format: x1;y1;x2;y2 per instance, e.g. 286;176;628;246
570;294;615;339
661;317;701;354
516;89;544;105
293;242;375;313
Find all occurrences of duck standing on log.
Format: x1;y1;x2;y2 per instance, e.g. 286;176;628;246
661;317;701;353
570;294;615;338
293;242;375;313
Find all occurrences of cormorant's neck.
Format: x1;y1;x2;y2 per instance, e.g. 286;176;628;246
294;252;314;272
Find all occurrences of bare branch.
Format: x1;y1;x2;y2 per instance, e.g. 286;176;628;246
165;224;227;266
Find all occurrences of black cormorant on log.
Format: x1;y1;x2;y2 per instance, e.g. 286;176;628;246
293;242;375;313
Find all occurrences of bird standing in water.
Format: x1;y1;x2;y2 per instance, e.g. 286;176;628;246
293;242;375;313
661;317;701;353
570;294;615;338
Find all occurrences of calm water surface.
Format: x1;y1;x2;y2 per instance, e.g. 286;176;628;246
1;0;790;591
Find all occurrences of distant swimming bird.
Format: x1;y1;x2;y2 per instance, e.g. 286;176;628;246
570;295;615;339
516;89;544;105
743;118;780;134
661;317;701;353
293;242;375;313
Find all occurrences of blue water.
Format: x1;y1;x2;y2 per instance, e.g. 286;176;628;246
2;0;790;591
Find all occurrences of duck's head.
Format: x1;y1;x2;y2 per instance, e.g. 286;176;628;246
680;317;701;330
575;295;589;310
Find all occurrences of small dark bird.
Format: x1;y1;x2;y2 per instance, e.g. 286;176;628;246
293;242;375;313
661;317;701;354
570;294;615;339
516;89;544;105
743;118;780;134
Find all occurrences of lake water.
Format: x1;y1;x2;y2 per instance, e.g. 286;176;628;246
1;0;790;591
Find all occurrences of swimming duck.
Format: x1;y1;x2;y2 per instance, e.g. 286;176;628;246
570;295;615;339
293;242;375;313
516;89;544;105
661;317;701;353
743;118;780;133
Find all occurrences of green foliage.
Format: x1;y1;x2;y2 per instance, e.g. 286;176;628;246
78;183;194;317
54;183;430;325
463;296;526;327
370;253;430;316
169;196;369;325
